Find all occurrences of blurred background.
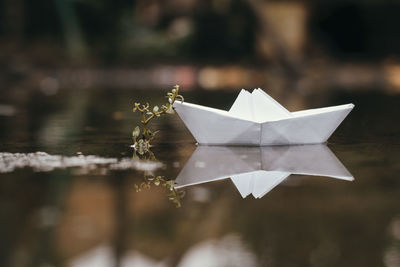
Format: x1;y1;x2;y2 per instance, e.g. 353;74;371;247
2;0;400;93
1;1;400;267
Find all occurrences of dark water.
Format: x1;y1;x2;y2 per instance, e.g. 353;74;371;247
0;88;399;267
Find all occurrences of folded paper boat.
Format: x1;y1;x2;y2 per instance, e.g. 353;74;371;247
173;89;354;146
175;145;353;199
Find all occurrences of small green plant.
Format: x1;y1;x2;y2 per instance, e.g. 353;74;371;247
131;85;185;207
132;85;183;156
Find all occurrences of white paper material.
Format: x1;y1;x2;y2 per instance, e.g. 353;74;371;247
174;144;353;199
231;171;290;198
174;88;354;146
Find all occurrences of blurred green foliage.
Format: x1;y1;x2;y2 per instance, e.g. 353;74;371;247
1;0;257;63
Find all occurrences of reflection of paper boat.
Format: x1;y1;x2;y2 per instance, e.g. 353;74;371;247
174;89;354;146
175;145;353;199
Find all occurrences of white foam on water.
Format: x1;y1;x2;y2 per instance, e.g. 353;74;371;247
0;152;163;173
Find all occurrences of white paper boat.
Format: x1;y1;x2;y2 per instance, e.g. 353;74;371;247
175;144;353;199
173;88;354;146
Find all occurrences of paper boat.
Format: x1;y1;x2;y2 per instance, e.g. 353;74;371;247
173;88;354;146
175;144;353;199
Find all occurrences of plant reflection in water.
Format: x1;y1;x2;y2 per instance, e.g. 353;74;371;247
132;147;185;208
134;173;185;208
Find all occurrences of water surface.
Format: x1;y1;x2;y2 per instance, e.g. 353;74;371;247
0;88;399;267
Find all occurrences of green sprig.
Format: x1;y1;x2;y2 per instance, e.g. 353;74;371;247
132;85;183;155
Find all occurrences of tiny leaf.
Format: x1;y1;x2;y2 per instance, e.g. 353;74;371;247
132;126;140;139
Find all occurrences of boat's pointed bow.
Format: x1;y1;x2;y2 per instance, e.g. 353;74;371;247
297;103;355;143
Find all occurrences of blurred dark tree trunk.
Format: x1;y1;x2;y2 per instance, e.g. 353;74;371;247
54;0;87;62
103;0;135;64
246;0;306;92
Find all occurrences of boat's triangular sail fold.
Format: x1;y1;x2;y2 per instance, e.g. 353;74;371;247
229;88;293;122
252;89;292;122
229;89;254;121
